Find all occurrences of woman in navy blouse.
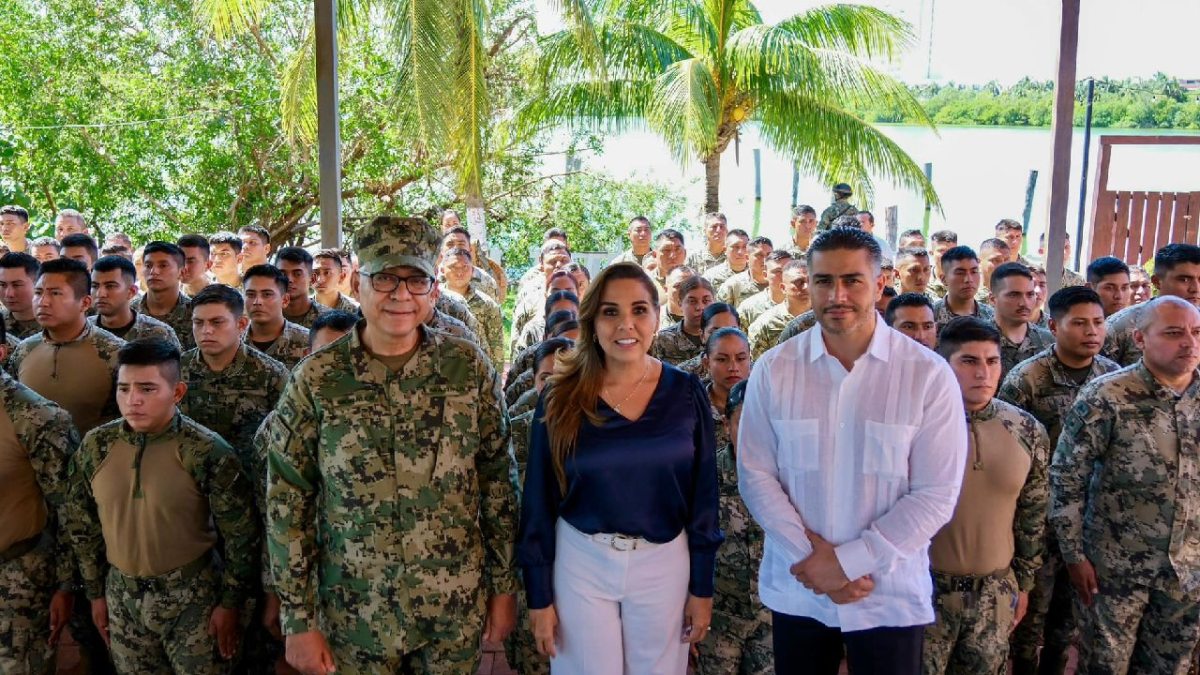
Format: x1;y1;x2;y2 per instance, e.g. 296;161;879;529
517;262;724;674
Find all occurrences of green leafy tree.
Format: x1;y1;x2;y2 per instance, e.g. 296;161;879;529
518;0;940;212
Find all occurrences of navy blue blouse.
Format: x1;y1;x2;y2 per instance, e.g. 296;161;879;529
517;363;724;610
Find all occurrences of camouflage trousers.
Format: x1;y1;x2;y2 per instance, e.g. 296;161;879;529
922;569;1018;675
324;619;484;675
1075;577;1200;675
0;537;55;675
693;605;774;675
504;588;549;675
106;559;230;674
1010;545;1076;675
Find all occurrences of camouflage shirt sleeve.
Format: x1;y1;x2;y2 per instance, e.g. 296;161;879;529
188;430;261;609
25;403;82;588
64;432;110;599
1049;389;1110;565
997;368;1032;412
475;357;519;597
1012;416;1050;591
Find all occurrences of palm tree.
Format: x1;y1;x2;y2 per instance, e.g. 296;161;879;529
519;0;940;213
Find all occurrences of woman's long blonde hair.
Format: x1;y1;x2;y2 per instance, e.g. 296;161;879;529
541;262;660;491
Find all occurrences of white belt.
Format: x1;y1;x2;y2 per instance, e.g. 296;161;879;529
589;532;657;552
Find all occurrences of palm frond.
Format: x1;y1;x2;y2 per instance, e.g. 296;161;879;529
279;26;318;144
516;80;655;137
657;0;720;64
730;0;763;31
193;0;269;41
535;23;690;84
647;58;720;161
545;0;607;74
449;0;490;199
775;4;914;62
388;0;456;149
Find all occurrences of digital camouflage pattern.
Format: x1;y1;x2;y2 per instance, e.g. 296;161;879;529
1101;303;1146;367
694;398;772;675
470;267;501;300
65;413;260;609
818;198;857;231
8;322;124;434
326;292;359;315
676;353;708;382
429;308;481;346
774;309;818;344
1061;267;1087;289
449;286;504;368
923;570;1019;675
998;347;1121;447
503;408;550;675
1;307;40;340
131;291;195;350
1076;576;1200;675
508;298;540;356
702;262;745;290
354;215;440;277
735;290;779;331
928;276;948;300
504;368;534;409
0;373;80;675
511;317;547;363
716;271;768;309
263;324;516;667
609;249;653;269
650;322;704;365
283;299;329;330
437;292;485;343
89;311;181;348
747;304;797;360
180;344;289;483
686;248;726;276
247;320;309;371
508;387;538;419
932;298;995;336
995;322;1054;382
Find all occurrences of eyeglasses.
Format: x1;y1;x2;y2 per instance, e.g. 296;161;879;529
362;271;434;295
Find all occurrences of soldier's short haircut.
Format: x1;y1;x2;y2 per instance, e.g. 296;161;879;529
678;275;715;302
543;228;569;244
881;286;898;300
727;229;750;241
30;236;60;252
701;302;739;331
0;251;40;278
543;309;578;338
830;214;862;230
704;326;748;356
117;337;182;384
629;216;652;228
237;225;271;245
857;211;875;224
1047;286;1103;321
38;257;91;298
208;231;243;253
61;233;99;262
534;337;573;369
936;316;1001;359
443;226;471;243
995;218;1023;233
142;241;186;268
895;247;930;264
100;244;130;259
1135;295;1199;332
990;261;1033;293
1086;256;1130;284
766;250;793;264
314;248;346;267
539;240;571;260
544;290;580;316
275;246;314;270
749;236;773;249
444;247;473;262
0;205;29;222
725;378;748;418
899;228;925;241
665;265;695;285
56;209;85;227
549;318;579;338
939;245;978;271
705;212;728;227
782;259;808;274
93;255;137;284
979;237;1010;253
242;264;289;294
563;261;590;280
885;292;934;326
807;227;882;270
931;230;958;245
308;310;358;347
1154;243;1200;275
792;205;817;218
177;234;211;256
655;228;685;247
191;283;245;317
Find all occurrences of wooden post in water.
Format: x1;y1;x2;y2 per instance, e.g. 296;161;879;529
1044;0;1080;295
1022;170;1040;238
922;163;933;234
753;149;763;202
791;163;799;207
885;206;899;250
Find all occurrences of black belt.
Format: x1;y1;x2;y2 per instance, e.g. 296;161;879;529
932;568;1010;595
114;553;211;594
0;533;43;565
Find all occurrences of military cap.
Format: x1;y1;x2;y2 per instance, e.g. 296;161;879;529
833;182;853;196
354;215;440;277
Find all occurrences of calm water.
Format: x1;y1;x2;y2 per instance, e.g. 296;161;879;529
568;124;1200;259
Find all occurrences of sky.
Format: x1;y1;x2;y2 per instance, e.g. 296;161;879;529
532;0;1200;85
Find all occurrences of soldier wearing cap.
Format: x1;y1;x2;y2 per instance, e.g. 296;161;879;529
817;183;858;231
264;215;518;675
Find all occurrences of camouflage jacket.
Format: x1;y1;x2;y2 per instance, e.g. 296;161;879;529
818;199;857;231
247;320;309;371
736;290;780;331
509;409;534;487
996;322;1054;382
927;276;948;300
651;322;704;365
703;262;747;290
775;309;819;344
283;299;330;330
65;413;260;607
9;323;124;434
748;304;797;360
262;324;516;647
610;249;653;269
0;372;81;586
1051;362;1200;595
1102;303;1145;367
717;272;769;309
687;248;727;276
437;292;485;342
89;311;180;348
998;347;1120;446
505;368;534;409
1061;267;1087;288
1;307;41;340
677;353;708;383
131;291;194;350
428;308;481;346
512;317;546;363
180;345;289;479
509;387;538;419
710;394;764;617
449;287;505;368
323;293;359;315
932;298;995;336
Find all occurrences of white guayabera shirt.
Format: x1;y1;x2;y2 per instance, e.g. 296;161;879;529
738;320;968;631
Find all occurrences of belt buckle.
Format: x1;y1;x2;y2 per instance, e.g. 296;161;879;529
609;534;638;552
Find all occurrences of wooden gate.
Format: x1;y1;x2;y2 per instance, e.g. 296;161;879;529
1088;135;1200;266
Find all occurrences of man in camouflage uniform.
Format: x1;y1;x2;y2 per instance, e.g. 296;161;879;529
131;241;196;350
0;252;43;339
702;229;751;290
748;260;809;359
609;216;654;268
510;270;578;352
650;230;688;304
927;230;959;300
440;211;507;300
999;287;1120;675
885;293;938;350
717;236;773;308
686;213;729;275
439;227;502;300
817;183;857;231
64;338;260;674
894;247;934;297
263;215;517;675
440;246;505;367
651;275;709;365
1104;243;1200;367
312;249;360;315
90;255;180;347
736;250;791;330
1036;231;1087;289
0;315;81;675
989;262;1053;381
923;317;1049;675
512;292;578;361
243;265;310;370
932;246;995;336
787;205;818;257
1052;296;1200;674
276;247;330;329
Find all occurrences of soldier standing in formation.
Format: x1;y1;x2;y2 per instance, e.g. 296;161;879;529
89;256;180;346
0;252;44;339
242;265;310;370
131;242;195;350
